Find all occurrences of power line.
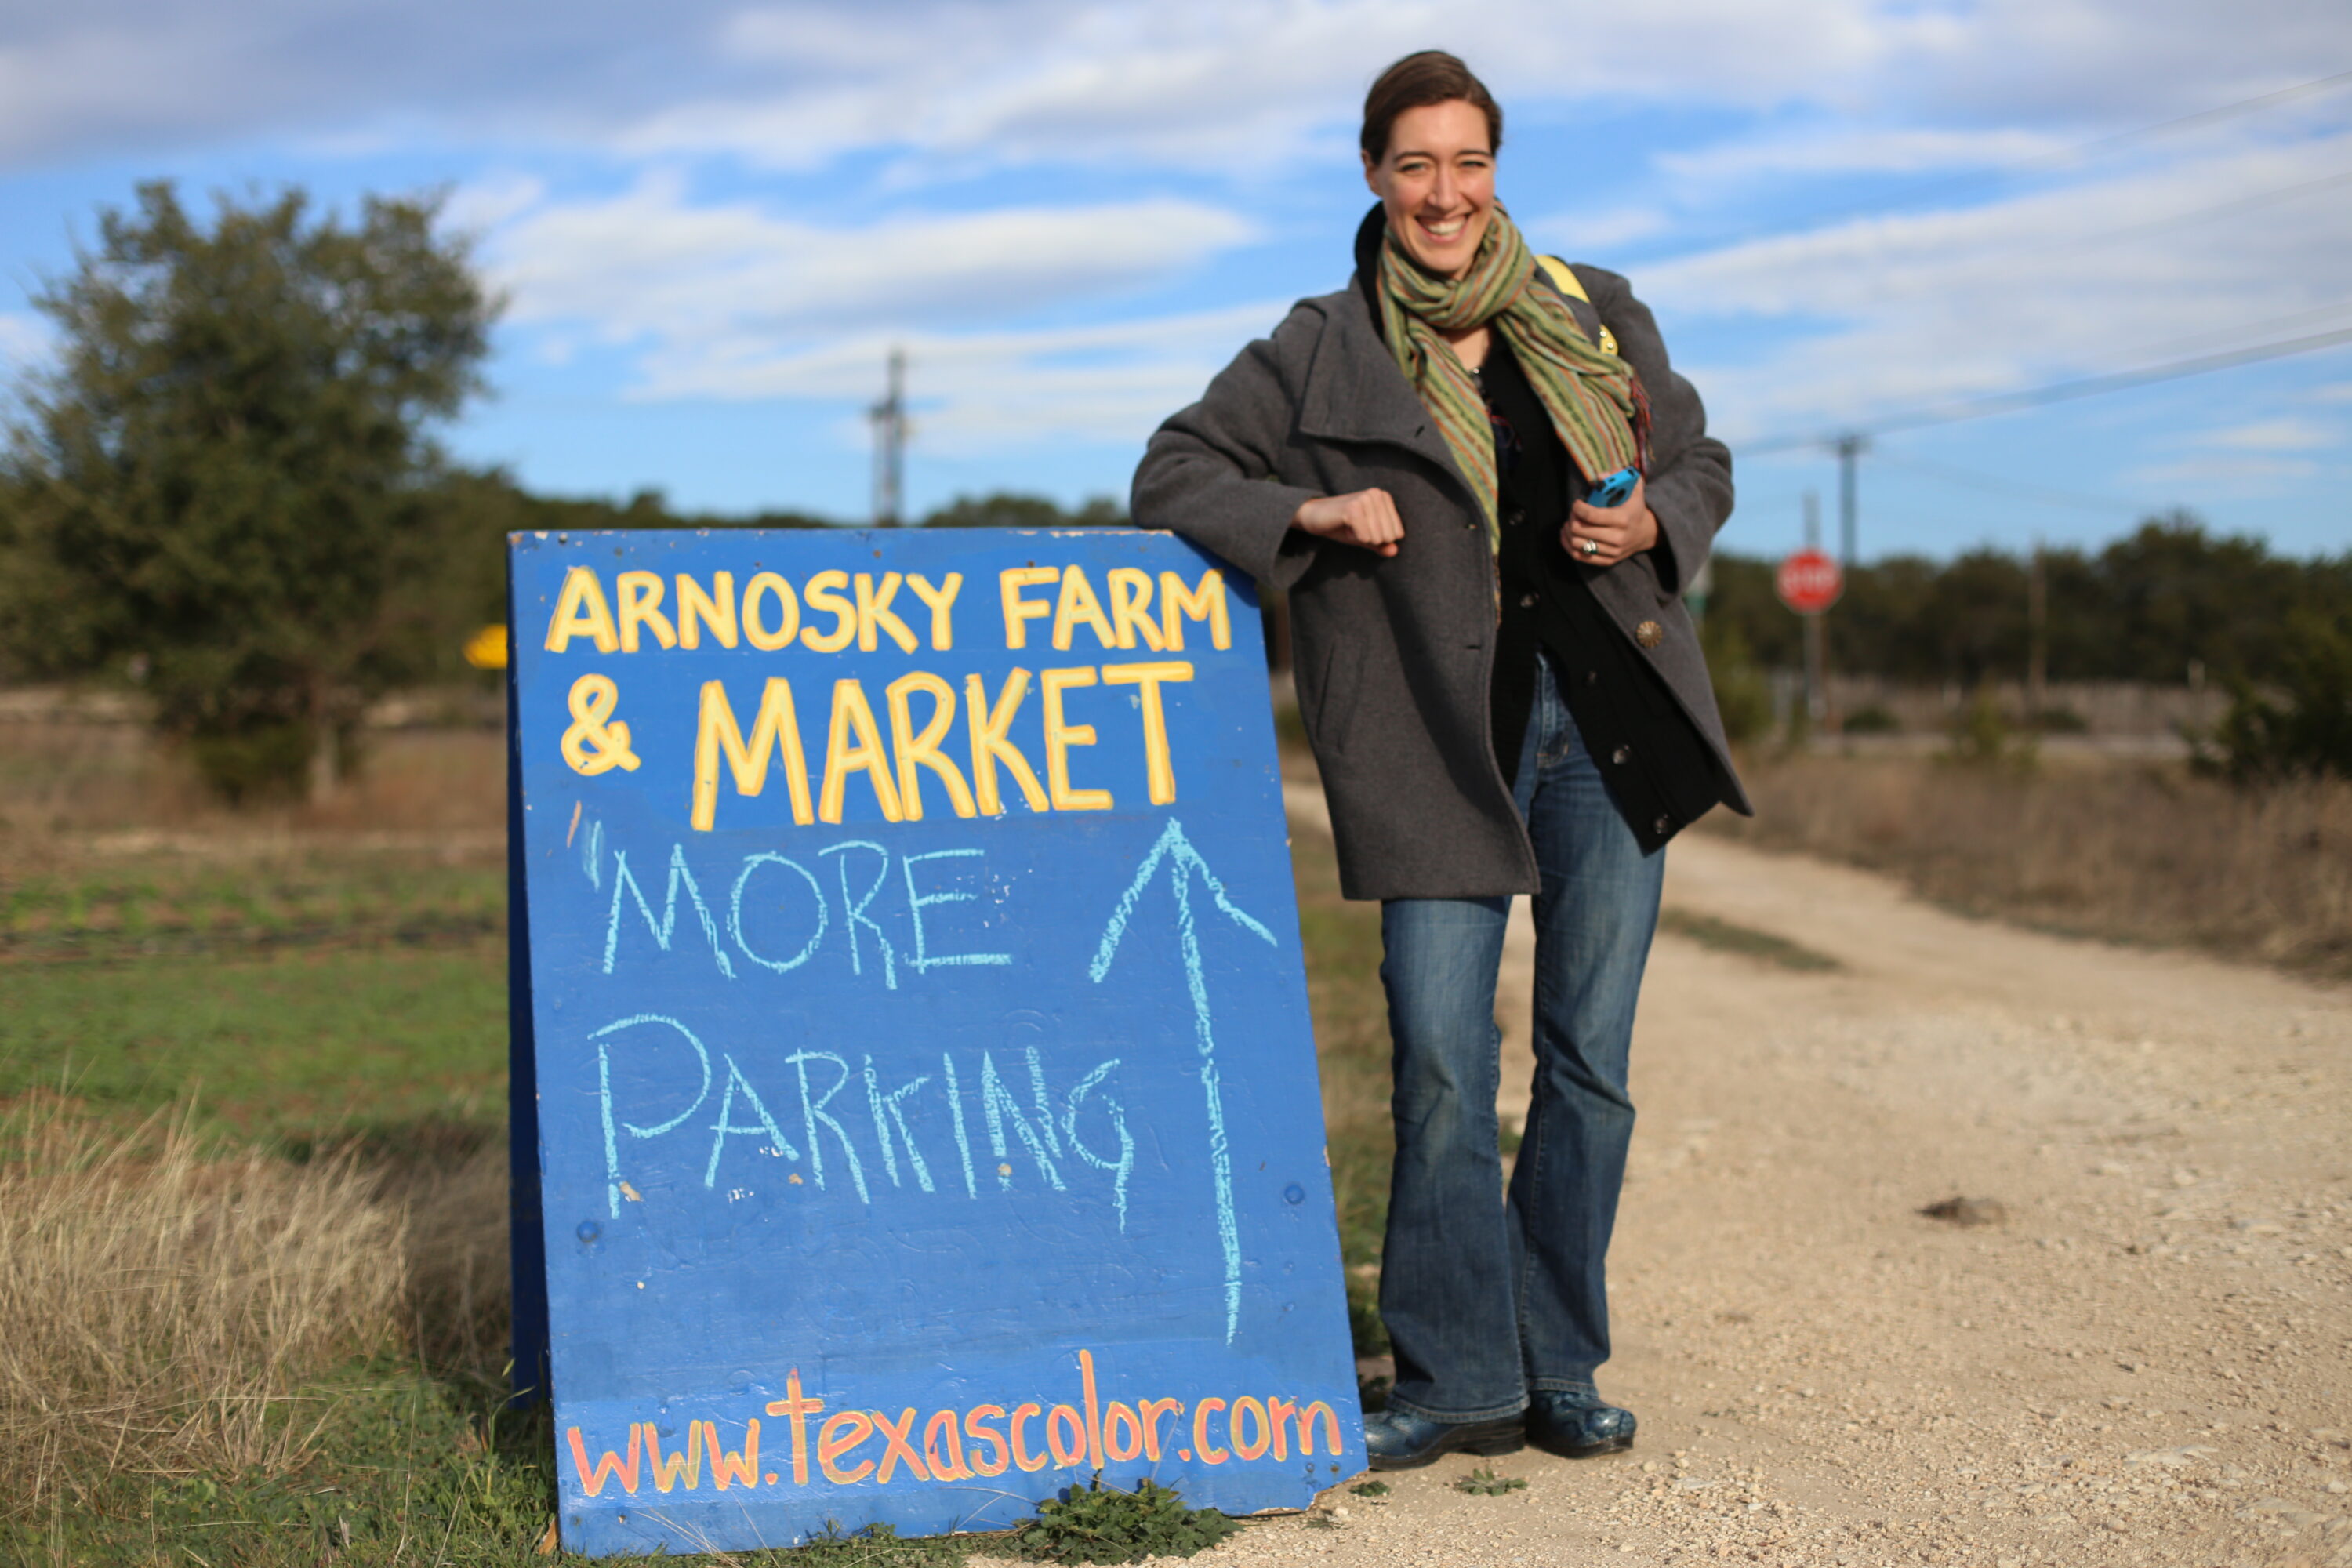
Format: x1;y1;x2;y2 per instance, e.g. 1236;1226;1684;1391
2124;296;2352;360
2017;165;2352;260
1868;451;2152;515
1998;68;2352;173
1658;67;2352;256
1742;323;2352;453
1794;165;2352;318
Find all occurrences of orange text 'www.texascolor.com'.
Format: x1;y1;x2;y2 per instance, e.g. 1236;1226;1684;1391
566;1350;1348;1499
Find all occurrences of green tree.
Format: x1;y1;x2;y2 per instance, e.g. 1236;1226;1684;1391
2202;609;2352;783
2;181;496;801
920;492;1125;529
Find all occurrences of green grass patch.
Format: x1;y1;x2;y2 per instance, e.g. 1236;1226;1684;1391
1;855;503;961
1006;1475;1242;1563
0;942;507;1142
1657;909;1842;972
2;1367;554;1566
1454;1465;1527;1496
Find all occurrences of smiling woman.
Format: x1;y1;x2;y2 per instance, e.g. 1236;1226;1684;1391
1359;54;1503;281
1132;49;1745;1474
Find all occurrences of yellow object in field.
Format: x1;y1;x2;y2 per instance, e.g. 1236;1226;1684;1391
463;623;509;670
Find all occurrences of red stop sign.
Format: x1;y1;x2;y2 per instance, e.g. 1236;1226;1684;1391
1776;548;1844;615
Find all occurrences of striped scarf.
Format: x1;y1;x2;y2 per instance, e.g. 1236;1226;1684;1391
1377;209;1647;552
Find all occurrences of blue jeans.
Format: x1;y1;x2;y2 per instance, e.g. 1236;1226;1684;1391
1377;652;1665;1422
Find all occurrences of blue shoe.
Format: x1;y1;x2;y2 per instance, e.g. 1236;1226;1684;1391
1525;1390;1636;1458
1363;1408;1524;1471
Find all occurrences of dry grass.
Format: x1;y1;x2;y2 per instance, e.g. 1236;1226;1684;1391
395;1138;511;1379
0;1096;512;1516
1708;750;2352;977
0;718;504;849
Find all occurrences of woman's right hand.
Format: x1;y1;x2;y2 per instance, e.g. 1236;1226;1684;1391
1292;489;1403;557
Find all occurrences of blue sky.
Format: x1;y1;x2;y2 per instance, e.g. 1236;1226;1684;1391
1;0;2347;561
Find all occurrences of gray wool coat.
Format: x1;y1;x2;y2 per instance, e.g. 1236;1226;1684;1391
1131;262;1748;902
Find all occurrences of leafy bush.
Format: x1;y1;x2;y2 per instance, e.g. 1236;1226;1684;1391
2200;610;2352;784
1008;1475;1241;1564
184;718;326;806
1842;704;1900;735
1701;617;1772;743
1945;681;2033;770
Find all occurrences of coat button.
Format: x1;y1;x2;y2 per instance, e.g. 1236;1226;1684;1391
1519;593;1537;608
1585;670;1598;686
1505;508;1526;528
1634;619;1664;649
1611;744;1632;765
1653;814;1671;837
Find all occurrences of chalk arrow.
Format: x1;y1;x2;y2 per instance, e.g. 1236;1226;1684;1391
1090;818;1277;1345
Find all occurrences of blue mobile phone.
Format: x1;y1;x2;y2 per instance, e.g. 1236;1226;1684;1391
1589;467;1639;508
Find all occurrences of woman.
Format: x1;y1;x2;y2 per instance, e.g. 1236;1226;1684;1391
1131;51;1748;1469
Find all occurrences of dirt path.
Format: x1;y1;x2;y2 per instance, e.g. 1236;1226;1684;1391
1109;805;2352;1568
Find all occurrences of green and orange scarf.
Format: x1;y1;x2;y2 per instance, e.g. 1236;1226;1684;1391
1377;209;1648;551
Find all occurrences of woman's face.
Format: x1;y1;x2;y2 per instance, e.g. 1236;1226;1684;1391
1363;99;1496;279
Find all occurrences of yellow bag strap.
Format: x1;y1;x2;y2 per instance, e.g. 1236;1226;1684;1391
1536;255;1618;356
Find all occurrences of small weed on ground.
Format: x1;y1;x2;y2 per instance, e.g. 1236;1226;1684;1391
1006;1474;1242;1563
1348;1480;1390;1497
1454;1466;1527;1496
786;1521;977;1565
1658;909;1842;972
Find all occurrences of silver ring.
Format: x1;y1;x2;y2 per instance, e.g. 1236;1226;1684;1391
1581;538;1600;558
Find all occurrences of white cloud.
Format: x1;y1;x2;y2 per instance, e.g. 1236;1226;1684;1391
478;175;1270;442
2129;454;2324;485
488;176;1254;346
1654;126;2067;185
0;311;53;372
610;0;1919;174
9;0;2339;177
2195;417;2336;451
2310;381;2352;405
612;0;2352;180
1637;125;2352;439
643;303;1289;452
8;0;2347;510
441;172;548;237
1526;208;1671;252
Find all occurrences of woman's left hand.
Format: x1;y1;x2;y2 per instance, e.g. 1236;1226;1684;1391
1563;477;1657;568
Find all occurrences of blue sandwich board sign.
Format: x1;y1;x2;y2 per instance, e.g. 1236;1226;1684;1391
504;528;1364;1555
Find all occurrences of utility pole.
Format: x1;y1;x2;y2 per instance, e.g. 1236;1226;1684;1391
1802;491;1827;732
2027;539;2048;725
1833;431;1867;568
869;347;908;527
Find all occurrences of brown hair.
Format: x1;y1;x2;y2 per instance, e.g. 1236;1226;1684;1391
1361;51;1502;163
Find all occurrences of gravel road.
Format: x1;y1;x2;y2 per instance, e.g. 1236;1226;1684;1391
990;811;2352;1568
